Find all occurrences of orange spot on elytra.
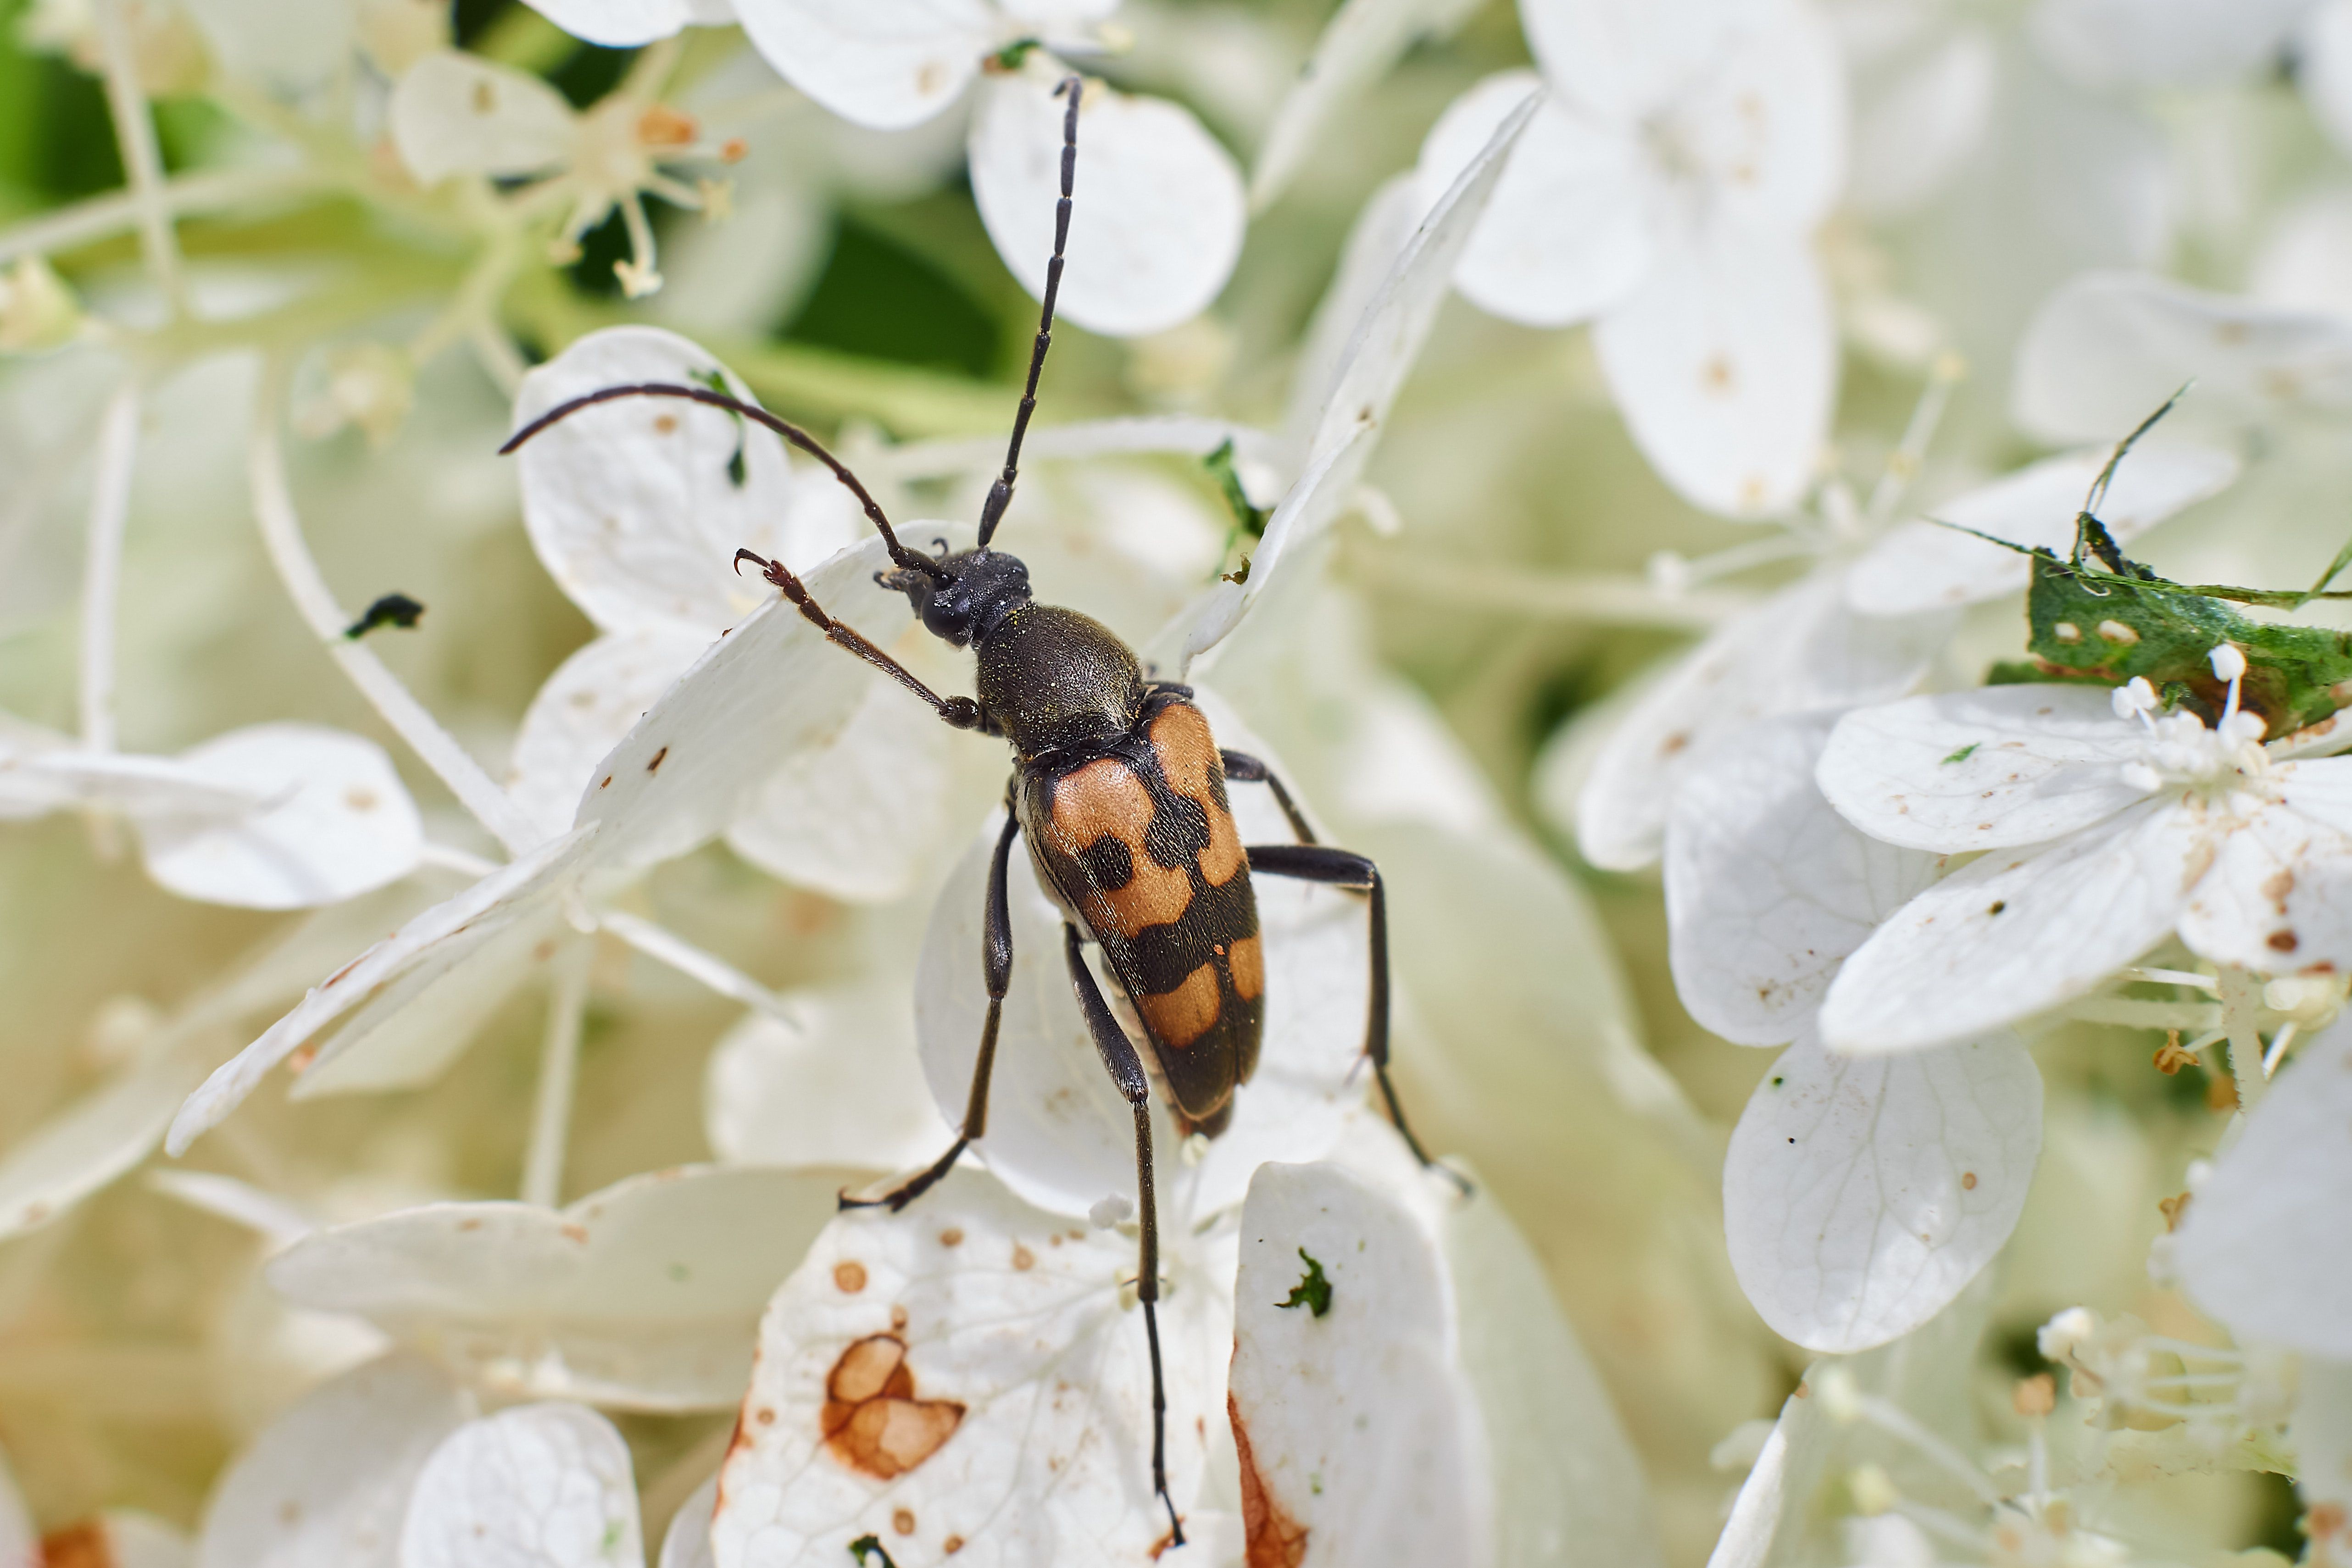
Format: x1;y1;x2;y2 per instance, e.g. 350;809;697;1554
1228;934;1264;1001
820;1334;964;1480
1150;704;1244;886
1232;1396;1308;1568
1138;962;1220;1050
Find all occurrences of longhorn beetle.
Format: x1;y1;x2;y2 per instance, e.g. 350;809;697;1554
504;76;1450;1545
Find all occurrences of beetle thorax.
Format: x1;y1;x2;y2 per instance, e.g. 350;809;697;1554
976;603;1145;762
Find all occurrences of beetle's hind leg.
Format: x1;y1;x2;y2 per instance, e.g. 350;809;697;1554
1061;923;1185;1547
840;805;1021;1215
1246;842;1468;1193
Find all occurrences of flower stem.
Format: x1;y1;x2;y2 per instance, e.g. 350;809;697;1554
521;938;592;1207
247;360;544;853
79;381;140;754
2216;966;2268;1126
90;0;186;315
0;167;330;268
596;909;803;1026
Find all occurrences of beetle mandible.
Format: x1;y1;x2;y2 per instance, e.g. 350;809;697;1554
502;76;1451;1544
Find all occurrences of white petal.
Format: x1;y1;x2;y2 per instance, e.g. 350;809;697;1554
1845;441;2241;616
2174;1012;2352;1356
1846;27;1996;217
2306;0;2352;161
724;674;959;902
1814;686;2152;852
1662;0;1847;232
0;1457;27;1568
267;1167;842;1410
732;0;989;131
41;1515;189;1568
508;629;709;840
705;990;955;1173
0;743;258;820
167;827;599;1155
578;538;912;879
2176;801;2352;974
1251;0;1486;209
390;52;577;184
1228;1162;1485;1568
399;1403;641;1568
1520;0;1755;122
196;1353;469;1568
1279;174;1423;451
2251;185;2352;322
520;0;695;47
969;69;1245;339
178;0;356;88
512;327;808;637
2032;0;2318;89
1724;1030;2041;1353
1417;72;1649;328
133;725;424;910
913;781;1369;1220
1666;713;1941;1045
291;914;567;1097
1154;88;1536;676
1574;569;1950;872
0;1038;212;1240
1594;223;1835;518
710;1171;1218;1565
2011;271;2352;442
656;1474;718;1568
1818;798;2198;1053
2295;1357;2352;1516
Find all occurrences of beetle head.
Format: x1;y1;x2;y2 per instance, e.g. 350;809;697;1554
882;545;1031;648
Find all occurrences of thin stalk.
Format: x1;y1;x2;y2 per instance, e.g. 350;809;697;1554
521;938;592;1207
2262;1019;2297;1076
0;167;329;267
597;909;803;1027
247;359;544;852
91;0;185;314
2215;966;2268;1126
78;381;140;753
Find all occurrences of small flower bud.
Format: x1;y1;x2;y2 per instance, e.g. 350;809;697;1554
2209;643;2247;683
2038;1307;2097;1362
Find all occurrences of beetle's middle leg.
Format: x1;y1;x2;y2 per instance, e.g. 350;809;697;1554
1062;923;1184;1548
1218;749;1315;844
840;803;1021;1215
1245;842;1467;1190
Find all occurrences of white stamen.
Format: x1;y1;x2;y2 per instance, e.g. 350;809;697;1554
520;938;591;1207
2209;643;2247;683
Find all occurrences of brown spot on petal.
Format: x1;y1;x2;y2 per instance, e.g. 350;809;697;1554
891;1304;908;1330
42;1522;113;1568
458;1218;483;1232
756;1406;775;1424
2158;1192;2192;1231
944;1536;965;1555
893;1509;916;1536
834;1261;867;1293
1961;1171;1978;1190
345;787;378;812
471;79;496;113
1660;731;1689;756
821;1334;963;1479
653;414;678;434
647;746;668;773
1012;1244;1035;1271
1233;1396;1308;1568
2270;930;2300;952
939;1228;963;1247
2013;1373;2056;1418
560;1223;589;1243
1702;356;1735;394
2263;868;2295;904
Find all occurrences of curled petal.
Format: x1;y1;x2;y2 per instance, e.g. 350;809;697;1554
1724;1030;2041;1353
1814;687;2152;853
733;0;990;131
390;52;576;184
969;69;1246;339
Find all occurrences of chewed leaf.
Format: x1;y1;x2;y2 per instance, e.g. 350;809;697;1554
195;1352;467;1568
2175;1012;2352;1357
389;52;575;184
1228;1162;1483;1568
733;0;991;132
1845;442;2240;617
1665;713;1941;1046
133;724;423;911
1724;1030;2041;1353
399;1402;641;1568
710;1172;1219;1567
512;327;807;638
266;1166;842;1411
970;67;1245;339
507;628;709;839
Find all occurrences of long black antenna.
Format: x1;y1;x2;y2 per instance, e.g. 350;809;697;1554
501;381;950;582
976;74;1082;551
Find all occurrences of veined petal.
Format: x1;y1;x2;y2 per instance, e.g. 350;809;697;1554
1846;441;2240;616
2177;800;2352;973
2174;1012;2352;1357
969;69;1245;339
399;1403;640;1568
389;52;577;184
1815;687;2153;852
2012;271;2352;442
507;628;709;840
657;1474;718;1568
520;0;698;47
1417;72;1648;328
1574;569;1950;872
267;1167;842;1411
195;1353;468;1568
1666;0;1847;231
1228;1162;1485;1568
1251;0;1487;209
1818;797;2198;1053
710;1171;1220;1566
1723;1029;2041;1353
133;725;424;911
1520;0;1756;122
1666;713;1941;1045
512;327;807;637
1593;223;1835;518
733;0;990;131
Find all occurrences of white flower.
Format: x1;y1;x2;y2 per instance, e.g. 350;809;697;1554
1816;673;2352;1052
1668;711;2042;1352
401;1401;644;1568
1414;0;1846;517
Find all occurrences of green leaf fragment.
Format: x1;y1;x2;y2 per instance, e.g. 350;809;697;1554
1941;743;1979;764
1277;1247;1332;1318
344;592;425;638
988;38;1041;70
690;368;750;488
849;1535;899;1568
